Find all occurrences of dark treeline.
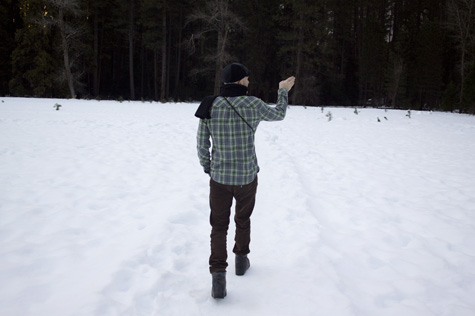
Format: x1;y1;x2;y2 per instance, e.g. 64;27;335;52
1;0;475;112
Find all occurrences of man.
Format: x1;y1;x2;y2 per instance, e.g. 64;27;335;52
196;63;295;298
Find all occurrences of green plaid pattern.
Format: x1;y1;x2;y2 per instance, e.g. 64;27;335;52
197;88;289;185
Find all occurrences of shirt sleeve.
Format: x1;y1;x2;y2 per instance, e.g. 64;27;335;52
258;88;289;121
197;119;211;173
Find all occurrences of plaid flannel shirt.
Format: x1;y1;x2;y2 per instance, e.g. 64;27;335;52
197;88;289;185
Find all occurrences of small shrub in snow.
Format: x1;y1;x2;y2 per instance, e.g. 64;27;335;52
406;110;411;118
54;103;62;111
354;108;359;115
326;111;332;121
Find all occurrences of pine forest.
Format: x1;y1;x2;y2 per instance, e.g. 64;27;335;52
1;0;475;113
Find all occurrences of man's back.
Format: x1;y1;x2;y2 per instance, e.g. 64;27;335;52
197;89;289;185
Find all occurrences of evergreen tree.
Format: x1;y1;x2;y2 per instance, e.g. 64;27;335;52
10;0;63;97
82;0;107;97
412;20;443;110
0;0;20;96
187;0;245;95
275;0;333;105
446;0;475;109
139;0;168;101
325;0;359;105
44;0;85;98
231;0;281;101
357;0;390;106
462;63;475;113
101;0;131;98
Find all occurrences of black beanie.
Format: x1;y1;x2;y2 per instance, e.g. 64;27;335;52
221;63;250;83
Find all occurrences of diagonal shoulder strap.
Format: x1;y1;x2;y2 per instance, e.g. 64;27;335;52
223;97;255;133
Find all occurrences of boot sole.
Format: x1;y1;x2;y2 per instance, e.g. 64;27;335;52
235;269;247;276
212;289;227;299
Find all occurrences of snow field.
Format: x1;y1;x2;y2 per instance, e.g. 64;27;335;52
1;97;475;316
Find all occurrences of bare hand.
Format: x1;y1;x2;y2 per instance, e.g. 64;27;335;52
279;76;296;92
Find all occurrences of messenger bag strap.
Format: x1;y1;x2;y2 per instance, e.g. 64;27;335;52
223;97;255;133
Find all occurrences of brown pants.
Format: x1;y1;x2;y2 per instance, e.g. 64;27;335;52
209;176;258;273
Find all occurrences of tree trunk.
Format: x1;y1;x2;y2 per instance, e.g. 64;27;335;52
129;0;135;100
160;0;167;101
213;0;231;95
293;12;304;105
93;8;100;96
140;42;145;98
58;7;75;98
154;49;159;101
391;55;403;108
214;27;229;94
214;30;224;95
167;21;171;98
460;46;466;104
174;8;183;99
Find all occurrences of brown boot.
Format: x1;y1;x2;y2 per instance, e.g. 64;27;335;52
235;254;250;276
211;272;227;298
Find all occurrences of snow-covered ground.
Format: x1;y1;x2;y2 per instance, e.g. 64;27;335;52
1;97;475;316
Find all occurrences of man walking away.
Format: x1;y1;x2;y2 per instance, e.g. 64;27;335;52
196;63;295;298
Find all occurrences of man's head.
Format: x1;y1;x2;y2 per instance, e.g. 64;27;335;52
222;63;250;87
